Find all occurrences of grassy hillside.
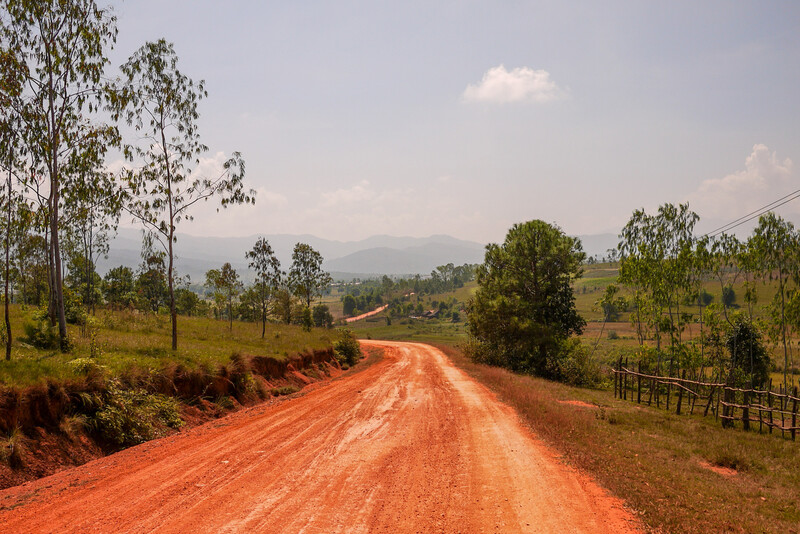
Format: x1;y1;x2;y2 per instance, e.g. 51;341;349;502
0;305;334;387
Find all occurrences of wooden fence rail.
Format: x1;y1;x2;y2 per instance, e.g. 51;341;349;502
612;357;799;441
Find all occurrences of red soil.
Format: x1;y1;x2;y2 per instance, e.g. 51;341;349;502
345;304;389;323
0;341;642;533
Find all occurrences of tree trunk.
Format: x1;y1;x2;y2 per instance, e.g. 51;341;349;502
168;228;177;351
51;177;68;350
4;169;11;361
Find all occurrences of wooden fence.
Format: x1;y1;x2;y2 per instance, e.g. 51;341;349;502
612;357;799;441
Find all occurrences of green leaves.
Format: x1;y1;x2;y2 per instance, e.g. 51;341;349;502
288;243;332;309
467;220;585;377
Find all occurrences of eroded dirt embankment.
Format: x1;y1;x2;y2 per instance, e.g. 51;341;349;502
0;348;341;490
0;341;642;533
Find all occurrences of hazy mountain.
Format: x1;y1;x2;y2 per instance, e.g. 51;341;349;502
326;242;485;276
96;228;618;281
97;228;486;281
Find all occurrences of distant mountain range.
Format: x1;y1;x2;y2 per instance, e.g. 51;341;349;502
96;228;619;282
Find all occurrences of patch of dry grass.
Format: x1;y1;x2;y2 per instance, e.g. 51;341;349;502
439;343;800;534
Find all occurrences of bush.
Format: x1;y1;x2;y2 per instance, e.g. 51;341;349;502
725;315;769;387
63;286;87;325
22;309;61;350
89;381;183;446
551;339;603;388
312;304;334;328
0;427;26;468
334;328;362;366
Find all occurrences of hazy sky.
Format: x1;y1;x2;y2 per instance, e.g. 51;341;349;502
108;1;800;244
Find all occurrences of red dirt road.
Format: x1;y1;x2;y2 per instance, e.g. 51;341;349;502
0;341;641;533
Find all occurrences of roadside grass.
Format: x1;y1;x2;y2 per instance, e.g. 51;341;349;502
439;343;800;534
0;304;334;387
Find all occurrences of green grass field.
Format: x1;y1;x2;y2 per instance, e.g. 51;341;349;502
0;304;334;387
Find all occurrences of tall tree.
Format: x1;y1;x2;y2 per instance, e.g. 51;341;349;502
288;243;332;310
111;39;254;350
467;220;586;377
751;212;798;392
205;263;242;331
1;0;118;350
0;44;25;360
246;237;282;338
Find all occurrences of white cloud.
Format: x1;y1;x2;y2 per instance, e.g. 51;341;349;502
685;144;795;220
462;65;566;104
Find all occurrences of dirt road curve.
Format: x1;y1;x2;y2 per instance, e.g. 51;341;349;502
345;304;389;323
0;341;641;533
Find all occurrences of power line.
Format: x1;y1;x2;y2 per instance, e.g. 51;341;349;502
703;188;800;238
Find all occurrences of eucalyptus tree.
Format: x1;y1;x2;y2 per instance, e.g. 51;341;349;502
246;237;282;338
619;204;699;372
0;50;24;360
288;243;332;309
62;165;122;315
706;233;742;323
205;263;242;331
750;212;798;392
111;39;255;350
618;208;663;351
0;0;118;350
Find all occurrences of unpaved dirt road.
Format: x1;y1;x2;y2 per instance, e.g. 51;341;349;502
0;341;641;533
345;304;389;323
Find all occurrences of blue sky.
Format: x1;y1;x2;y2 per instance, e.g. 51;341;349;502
109;1;800;243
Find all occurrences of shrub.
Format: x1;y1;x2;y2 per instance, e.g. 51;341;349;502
89;381;183;446
607;330;619;340
22;309;61;350
334;328;362;366
725;315;769;387
0;427;26;468
64;286;87;325
551;339;603;388
312;304;334;328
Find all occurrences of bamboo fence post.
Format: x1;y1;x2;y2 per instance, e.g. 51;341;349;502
704;386;715;417
781;384;786;439
743;388;750;431
768;387;774;435
676;370;686;415
758;390;763;433
637;361;642;404
792;387;798;442
622;358;627;401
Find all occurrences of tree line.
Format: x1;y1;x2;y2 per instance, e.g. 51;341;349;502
616;203;799;392
465;208;800;392
0;1;260;355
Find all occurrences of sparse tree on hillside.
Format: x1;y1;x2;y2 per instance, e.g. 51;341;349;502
246;237;282;338
103;265;136;309
110;39;254;350
342;294;356;316
205;263;242;331
288;243;331;310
